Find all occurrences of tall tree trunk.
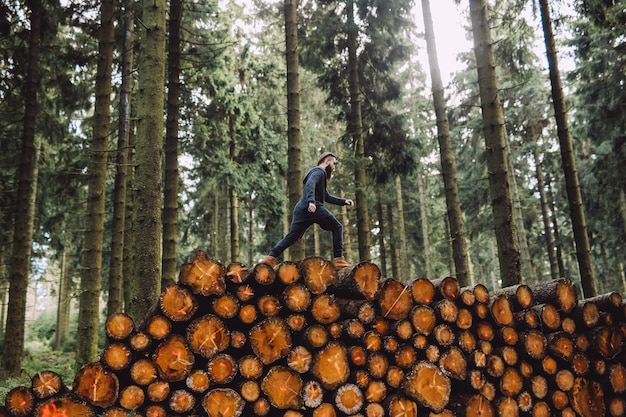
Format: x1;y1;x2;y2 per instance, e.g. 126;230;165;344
209;190;219;259
468;0;521;287
347;0;370;261
507;144;537;284
76;0;115;369
386;204;399;279
443;215;455;277
395;177;409;281
129;0;167;323
376;197;387;277
421;0;471;286
620;188;626;249
532;133;559;281
123;124;135;312
547;178;567;278
539;0;596;297
248;198;254;266
108;0;134;316
417;171;432;281
314;224;320;255
229;137;239;262
0;280;7;337
162;0;182;286
340;190;353;262
230;187;240;262
2;0;41;376
284;0;304;260
54;249;71;351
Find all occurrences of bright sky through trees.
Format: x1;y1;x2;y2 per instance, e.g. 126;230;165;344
412;0;471;86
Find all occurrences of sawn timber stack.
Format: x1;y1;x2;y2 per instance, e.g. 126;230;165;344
2;250;625;417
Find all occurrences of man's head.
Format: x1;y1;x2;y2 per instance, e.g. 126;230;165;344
317;152;337;180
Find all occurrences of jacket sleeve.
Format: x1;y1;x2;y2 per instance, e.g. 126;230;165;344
325;191;347;206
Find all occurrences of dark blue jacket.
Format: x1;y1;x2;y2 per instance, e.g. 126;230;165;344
296;166;346;212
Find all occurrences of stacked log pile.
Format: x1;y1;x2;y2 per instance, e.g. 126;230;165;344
2;249;625;417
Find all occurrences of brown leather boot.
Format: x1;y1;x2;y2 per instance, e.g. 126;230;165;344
261;255;276;268
333;256;351;269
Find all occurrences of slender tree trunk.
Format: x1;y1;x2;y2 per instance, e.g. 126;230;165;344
532;134;559;281
507;144;537;284
340;190;353;262
421;0;471;286
376;197;387;277
395;177;409;281
347;0;370;261
284;0;304;260
229;137;239;262
0;278;7;337
108;0;134;316
443;215;455;277
547;179;566;278
230;187;240;262
248;199;254;266
54;249;71;351
2;0;41;376
386;204;399;279
314;224;320;256
417;171;432;281
129;0;167;323
539;0;596;297
123;124;135;312
219;192;228;261
620;188;626;247
468;0;521;287
76;0;115;369
162;0;182;286
209;190;219;259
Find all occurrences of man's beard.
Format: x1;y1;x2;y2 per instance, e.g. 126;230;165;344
325;165;334;181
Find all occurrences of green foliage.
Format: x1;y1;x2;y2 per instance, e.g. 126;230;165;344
0;346;76;404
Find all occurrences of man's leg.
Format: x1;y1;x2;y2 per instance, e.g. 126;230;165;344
316;211;344;259
268;220;311;258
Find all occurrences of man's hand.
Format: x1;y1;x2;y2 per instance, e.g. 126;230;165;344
345;199;354;207
308;202;316;213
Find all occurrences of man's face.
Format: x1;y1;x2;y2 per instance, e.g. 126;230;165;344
325;158;336;179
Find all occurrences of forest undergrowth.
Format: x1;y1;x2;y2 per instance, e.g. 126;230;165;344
0;341;75;403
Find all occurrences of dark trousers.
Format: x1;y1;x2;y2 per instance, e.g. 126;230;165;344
269;206;343;259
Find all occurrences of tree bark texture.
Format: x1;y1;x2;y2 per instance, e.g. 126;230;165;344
162;0;183;286
468;0;522;287
539;0;597;297
284;0;304;260
532;133;559;281
108;0;135;316
5;249;625;416
347;0;371;261
76;0;115;369
128;0;167;323
421;0;474;286
2;0;41;376
54;249;71;351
